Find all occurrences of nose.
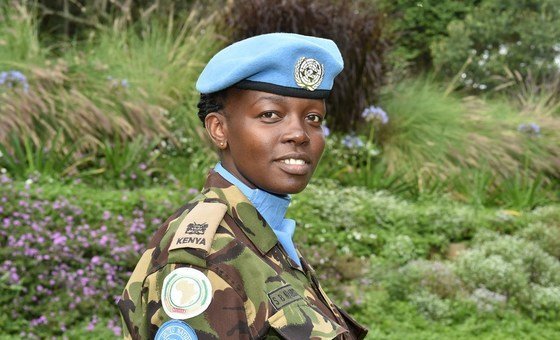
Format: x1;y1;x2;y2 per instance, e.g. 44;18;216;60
281;116;310;145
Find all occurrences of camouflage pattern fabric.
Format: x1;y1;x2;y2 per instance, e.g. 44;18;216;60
118;171;368;339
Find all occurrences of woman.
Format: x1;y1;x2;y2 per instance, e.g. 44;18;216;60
118;33;368;340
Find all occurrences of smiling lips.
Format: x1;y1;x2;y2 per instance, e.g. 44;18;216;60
280;158;306;165
275;155;312;175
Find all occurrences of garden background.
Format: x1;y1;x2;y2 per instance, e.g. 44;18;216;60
1;0;559;338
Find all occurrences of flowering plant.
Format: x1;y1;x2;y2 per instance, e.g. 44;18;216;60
0;174;190;337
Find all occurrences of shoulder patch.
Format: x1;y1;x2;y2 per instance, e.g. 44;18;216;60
169;201;227;253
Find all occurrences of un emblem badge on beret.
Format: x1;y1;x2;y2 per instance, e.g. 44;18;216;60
294;57;324;91
161;267;213;320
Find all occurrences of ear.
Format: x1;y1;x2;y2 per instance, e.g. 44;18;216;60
205;112;228;150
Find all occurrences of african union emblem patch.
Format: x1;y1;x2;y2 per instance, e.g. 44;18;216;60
294;57;324;91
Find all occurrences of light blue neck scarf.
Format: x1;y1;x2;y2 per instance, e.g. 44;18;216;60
214;162;301;266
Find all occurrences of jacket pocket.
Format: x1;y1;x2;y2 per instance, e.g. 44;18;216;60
268;302;346;340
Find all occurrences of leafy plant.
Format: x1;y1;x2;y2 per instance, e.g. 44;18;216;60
0;132;84;179
379;0;476;74
431;0;560;90
0;2;42;63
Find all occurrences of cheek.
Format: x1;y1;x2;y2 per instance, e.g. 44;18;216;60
312;133;326;158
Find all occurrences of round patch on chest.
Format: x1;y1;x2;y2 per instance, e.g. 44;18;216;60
155;320;198;340
161;267;213;320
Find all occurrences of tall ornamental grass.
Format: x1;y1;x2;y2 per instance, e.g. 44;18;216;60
379;77;560;182
0;2;222;181
0;3;42;63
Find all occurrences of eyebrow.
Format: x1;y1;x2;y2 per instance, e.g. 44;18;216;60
252;95;287;106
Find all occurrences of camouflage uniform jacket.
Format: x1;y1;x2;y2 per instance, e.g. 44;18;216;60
118;171;368;339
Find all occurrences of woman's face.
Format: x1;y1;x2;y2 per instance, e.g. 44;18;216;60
219;88;326;194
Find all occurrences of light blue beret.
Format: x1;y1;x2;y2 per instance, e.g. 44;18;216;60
196;33;344;99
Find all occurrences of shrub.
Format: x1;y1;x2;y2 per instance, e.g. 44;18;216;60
525;285;560;320
453;232;560;319
383;260;462;301
455;250;529;297
223;0;386;131
468;287;507;313
518;222;560;260
0;174;191;337
381;235;418;265
431;0;560;90
409;291;452;321
379;0;476;74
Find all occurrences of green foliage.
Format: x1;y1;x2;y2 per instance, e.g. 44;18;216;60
0;2;222;185
0;175;192;337
224;0;386;131
0;3;42;63
2;0;560;337
34;0;203;39
518;221;560;259
379;0;476;74
431;0;560;90
0;133;80;179
366;77;559;207
381;235;418;265
452;232;560;320
1;174;560;337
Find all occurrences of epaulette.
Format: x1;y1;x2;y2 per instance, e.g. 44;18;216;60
167;200;228;255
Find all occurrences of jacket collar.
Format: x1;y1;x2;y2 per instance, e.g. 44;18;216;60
201;170;278;255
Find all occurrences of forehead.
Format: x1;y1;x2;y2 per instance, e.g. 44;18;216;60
224;88;325;109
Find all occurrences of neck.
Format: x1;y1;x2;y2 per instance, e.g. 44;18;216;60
213;162;290;229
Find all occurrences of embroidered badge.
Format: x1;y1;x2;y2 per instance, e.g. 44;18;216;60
267;284;303;310
161;267;213;320
169;202;227;253
294;57;324;91
185;222;208;235
155;320;198;340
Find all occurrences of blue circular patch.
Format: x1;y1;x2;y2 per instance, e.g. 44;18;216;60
155;320;197;340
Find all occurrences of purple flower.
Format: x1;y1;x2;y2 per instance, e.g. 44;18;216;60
51;232;67;246
9;271;20;283
102;210;111;220
108;318;122;336
139;163;147;171
0;70;29;92
342;134;364;149
30;315;48;327
518;122;540;136
361;105;389;124
91;256;101;265
188;188;198;195
321;124;331;137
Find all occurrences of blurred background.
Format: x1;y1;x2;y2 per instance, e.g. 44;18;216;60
1;0;559;338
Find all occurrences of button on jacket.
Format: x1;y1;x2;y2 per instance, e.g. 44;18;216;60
118;171;368;339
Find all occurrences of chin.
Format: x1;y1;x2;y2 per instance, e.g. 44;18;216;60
265;179;310;195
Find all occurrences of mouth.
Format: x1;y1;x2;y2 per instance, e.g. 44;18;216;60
274;154;312;175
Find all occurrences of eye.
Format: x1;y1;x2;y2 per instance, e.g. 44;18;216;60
306;113;324;124
259;111;281;122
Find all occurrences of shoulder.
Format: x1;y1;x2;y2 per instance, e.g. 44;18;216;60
130;197;229;284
